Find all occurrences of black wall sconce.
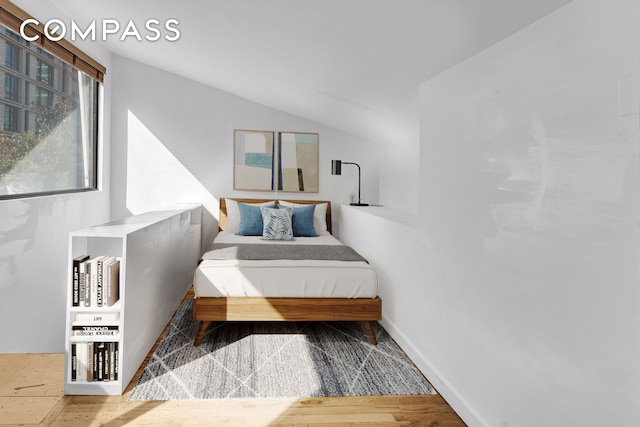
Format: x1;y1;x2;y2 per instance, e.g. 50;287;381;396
331;160;369;206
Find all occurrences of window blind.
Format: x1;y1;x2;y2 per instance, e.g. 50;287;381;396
0;0;106;82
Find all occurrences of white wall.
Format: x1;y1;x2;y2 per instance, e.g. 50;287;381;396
109;55;379;242
338;205;483;424
417;0;640;425
0;1;112;353
377;128;420;213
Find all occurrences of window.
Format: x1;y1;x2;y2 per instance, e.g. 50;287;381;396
5;42;19;70
3;104;17;131
4;73;19;101
5;28;20;41
34;86;52;106
36;59;53;86
0;1;105;199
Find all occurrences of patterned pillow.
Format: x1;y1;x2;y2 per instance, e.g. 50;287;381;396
260;207;295;241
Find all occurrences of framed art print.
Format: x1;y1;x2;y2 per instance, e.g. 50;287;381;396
233;129;319;192
233;129;275;191
277;131;319;193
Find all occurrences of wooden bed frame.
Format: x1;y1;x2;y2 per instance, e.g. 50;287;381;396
193;198;382;345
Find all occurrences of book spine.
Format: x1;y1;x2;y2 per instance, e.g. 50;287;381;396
71;343;77;381
72;325;119;330
72;261;80;307
97;259;103;307
72;331;119;338
71;322;119;338
86;343;94;382
97;342;104;381
103;342;110;382
106;260;120;307
114;342;118;381
109;342;116;381
76;342;87;382
74;313;120;322
79;262;86;307
93;342;98;381
84;262;91;307
89;258;100;308
71;255;89;307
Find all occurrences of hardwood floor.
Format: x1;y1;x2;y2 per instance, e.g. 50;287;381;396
1;293;466;426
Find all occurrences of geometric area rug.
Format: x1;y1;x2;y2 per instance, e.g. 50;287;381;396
129;300;435;400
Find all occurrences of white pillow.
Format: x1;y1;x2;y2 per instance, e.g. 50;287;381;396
224;199;276;233
278;200;329;235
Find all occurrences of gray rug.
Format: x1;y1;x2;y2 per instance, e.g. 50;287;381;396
129;300;435;400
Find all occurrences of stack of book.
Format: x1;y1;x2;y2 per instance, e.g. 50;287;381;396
71;255;120;307
70;341;119;382
70;312;119;382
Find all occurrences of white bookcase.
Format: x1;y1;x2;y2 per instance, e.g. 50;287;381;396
64;205;202;395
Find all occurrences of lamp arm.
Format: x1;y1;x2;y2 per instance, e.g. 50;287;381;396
341;162;361;204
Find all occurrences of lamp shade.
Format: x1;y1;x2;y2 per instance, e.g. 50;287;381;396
331;159;342;175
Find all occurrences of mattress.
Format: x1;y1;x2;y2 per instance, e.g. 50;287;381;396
193;231;378;298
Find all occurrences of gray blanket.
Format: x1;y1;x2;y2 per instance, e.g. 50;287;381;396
201;243;368;263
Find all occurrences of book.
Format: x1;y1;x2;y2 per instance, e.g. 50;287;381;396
72;324;118;329
79;259;89;306
76;342;87;382
113;342;119;381
74;312;120;323
108;342;116;381
88;256;109;307
83;260;91;307
86;343;94;382
71;343;77;381
71;319;119;338
70;341;119;382
72;326;119;338
72;255;90;307
105;258;120;307
97;256;115;307
93;343;98;382
103;342;110;382
72;320;119;327
96;260;103;307
97;342;105;381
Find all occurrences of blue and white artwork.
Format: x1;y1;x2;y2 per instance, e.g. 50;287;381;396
234;130;275;191
233;129;318;192
278;132;319;192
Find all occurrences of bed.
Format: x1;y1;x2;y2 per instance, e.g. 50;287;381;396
192;198;382;345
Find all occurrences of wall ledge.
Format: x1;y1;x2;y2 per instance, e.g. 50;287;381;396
342;205;419;228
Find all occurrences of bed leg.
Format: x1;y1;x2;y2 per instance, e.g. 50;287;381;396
361;321;378;345
194;321;210;346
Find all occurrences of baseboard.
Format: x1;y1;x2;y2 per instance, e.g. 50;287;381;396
379;317;489;427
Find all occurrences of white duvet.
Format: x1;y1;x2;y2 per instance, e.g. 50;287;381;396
193;231;378;298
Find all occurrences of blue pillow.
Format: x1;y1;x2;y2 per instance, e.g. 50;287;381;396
237;202;275;235
292;204;318;237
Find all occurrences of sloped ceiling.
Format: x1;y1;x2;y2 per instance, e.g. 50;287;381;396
47;0;571;144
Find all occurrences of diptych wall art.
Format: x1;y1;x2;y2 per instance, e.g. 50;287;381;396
233;130;275;191
277;131;318;192
234;129;319;193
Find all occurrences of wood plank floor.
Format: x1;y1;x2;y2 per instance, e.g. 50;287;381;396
1;292;466;426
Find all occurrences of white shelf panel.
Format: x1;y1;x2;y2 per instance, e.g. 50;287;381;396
64;204;202;395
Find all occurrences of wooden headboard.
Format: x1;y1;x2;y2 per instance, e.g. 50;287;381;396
219;198;332;234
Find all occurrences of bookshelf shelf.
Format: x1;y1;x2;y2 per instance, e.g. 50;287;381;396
68;301;121;312
64;205;202;395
